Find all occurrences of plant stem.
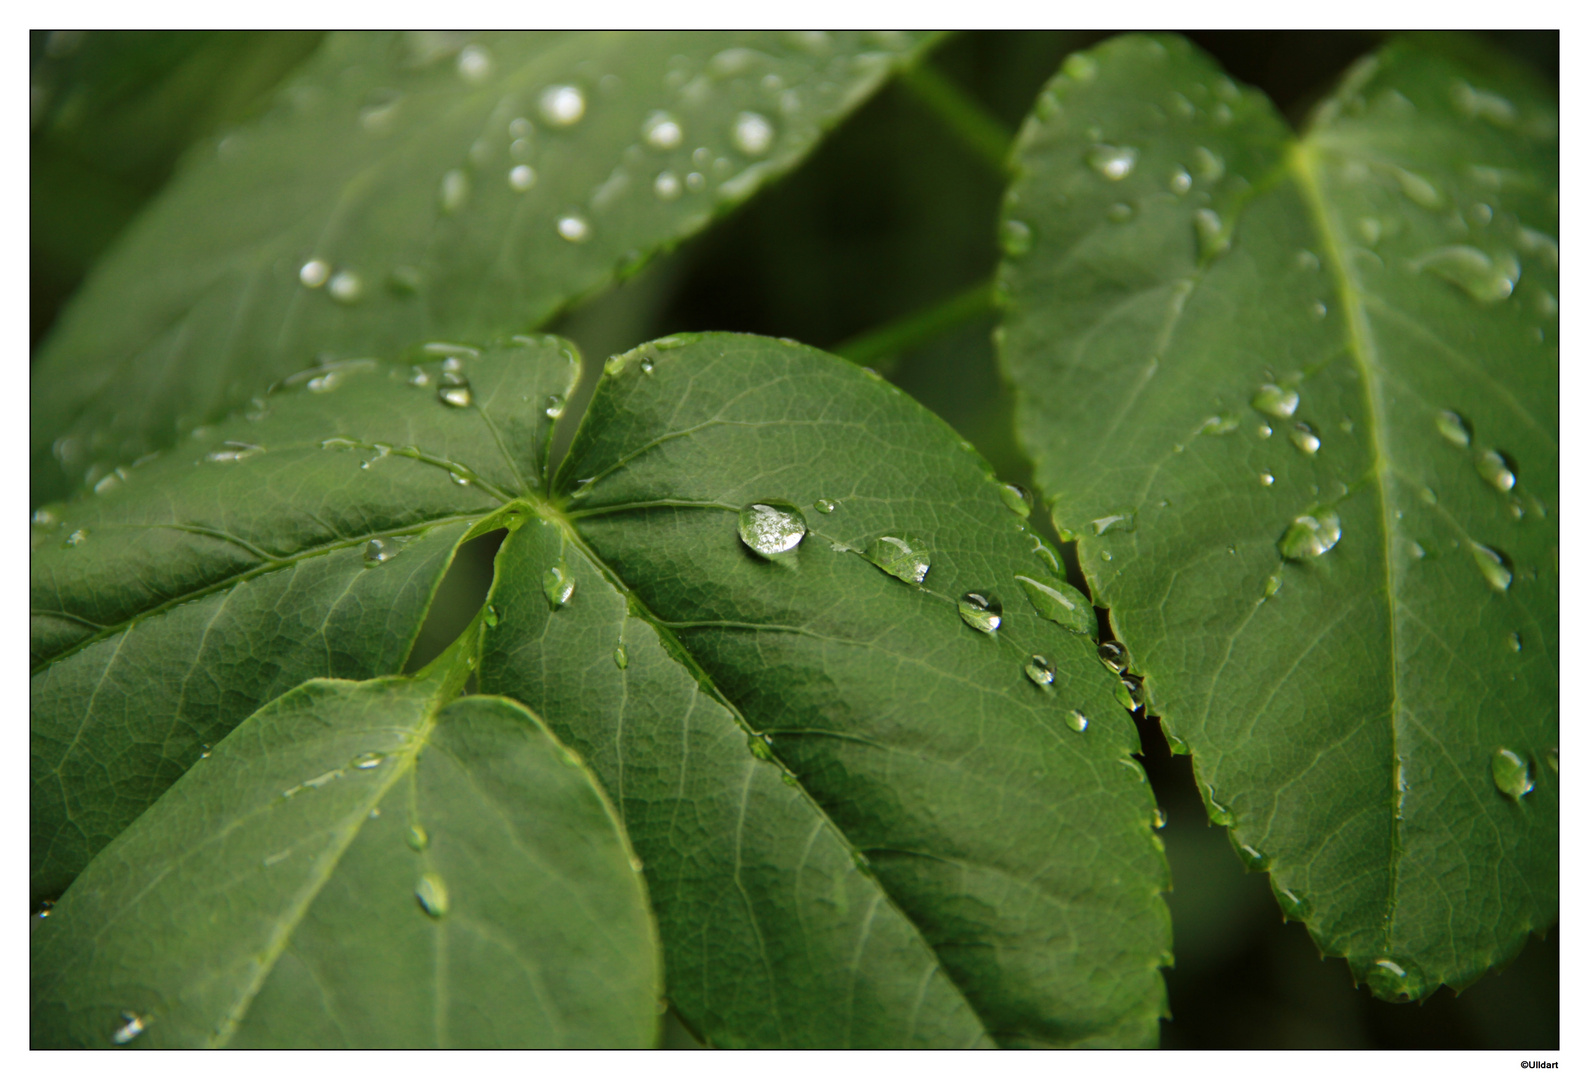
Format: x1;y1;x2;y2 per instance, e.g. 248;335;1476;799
896;62;1014;176
833;278;997;373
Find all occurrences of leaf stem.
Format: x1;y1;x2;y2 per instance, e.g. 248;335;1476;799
896;61;1013;176
832;278;997;373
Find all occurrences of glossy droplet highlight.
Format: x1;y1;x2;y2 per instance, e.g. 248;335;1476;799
542;564;576;608
1259;472;1275;486
457;44;492;83
1252;383;1299;419
1290;422;1321;455
814;498;836;514
1116;673;1145;712
1098;640;1130;673
509;164;537;191
653;170;682;200
1279;512;1341;560
415;872;450;918
642;110;683;149
1490;748;1533;800
1475;449;1516;492
731;111;774;155
1470;543;1512;592
1024;654;1056;687
351;751;385;770
738;502;807;556
1016;573;1097;637
436;373;473;408
863;535;931;583
1087;144;1137;180
613;644;629;669
1414;245;1519;304
544;394;565;419
999;482;1033;517
539;84;585;127
112;1011;147;1045
364;537;399;567
299;259;330;288
957;592;1002;633
1066;710;1089;733
1435;410;1472;447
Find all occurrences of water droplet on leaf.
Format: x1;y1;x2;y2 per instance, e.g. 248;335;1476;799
1414;245;1519;304
957;592;1002;633
436;373;473;408
407;824;430;851
112;1011;147;1045
1116;674;1145;711
1067;710;1089;733
415;872;450;918
439;169;469;214
642;110;683;149
542;564;576;608
863;534;930;583
1491;747;1533;799
1087;144;1137;180
299;259;330;288
814;498;836;514
999;482;1034;517
352;751;385;770
738;502;807;557
731;111;774;155
1435;410;1472;447
613;644;629;669
1016;573;1097;636
1475;449;1516;492
364;537;399;567
1290;422;1321;455
1024;654;1056;687
539;84;585;127
1279;512;1341;560
1091;511;1134;536
1470;542;1512;591
1000;219;1033;256
509;164;537;191
1252;383;1299;419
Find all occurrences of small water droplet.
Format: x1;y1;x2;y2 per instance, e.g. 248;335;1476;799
557;214;591;242
1279;512;1341;560
1414;245;1519;304
544;394;565;419
327;270;362;304
1206;786;1235;826
415;871;450;918
1290;421;1321;455
299;259;330;288
1252;383;1299;419
1470;542;1512;592
199;744;211;759
364;537;399;567
814;498;836;514
1116;673;1145;711
1475;449;1516;492
862;534;931;583
457;44;492;83
1394;167;1444;210
1508;631;1523;652
1193;208;1229;258
738;502;807;557
1192;145;1225;181
1015;573;1096;636
747;733;775;761
613;643;629;669
999;482;1034;517
112;1010;147;1045
1024;654;1056;687
205;441;264;463
1091;511;1135;536
539;84;585;127
642;110;684;150
1490;747;1533;799
639;356;655;374
999;219;1033;257
1067;710;1089;733
439;169;469;214
731;111;774;155
1259;472;1275;486
509;164;537;191
352;751;385;770
1086;144;1137;180
1430;410;1469;447
407;824;430;851
957;592;1003;633
1168;167;1192;194
654;170;682;200
436;373;473;408
1097;640;1130;673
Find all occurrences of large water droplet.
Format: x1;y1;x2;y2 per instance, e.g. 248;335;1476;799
1490;747;1533;799
1067;710;1089;733
541;563;576;608
1414;245;1519;303
436;373;473;408
1470;543;1512;592
957;592;1002;633
439;169;469;214
999;482;1034;517
1116;673;1145;711
1087;144;1137;180
1091;511;1135;536
557;214;591;243
415;872;450;918
364;537;399;567
642;110;684;150
299;258;330;288
112;1010;147;1045
1016;573;1097;636
863;534;930;583
539;84;585;127
1098;640;1130;673
1475;449;1516;492
1279;512;1341;560
1435;409;1472;447
731;111;774;155
1252;383;1300;419
1024;654;1056;687
738;502;807;557
1290;422;1321;456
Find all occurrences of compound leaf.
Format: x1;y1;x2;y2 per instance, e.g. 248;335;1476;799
33;672;660;1048
34;332;1170;1047
998;34;1557;999
32;30;934;503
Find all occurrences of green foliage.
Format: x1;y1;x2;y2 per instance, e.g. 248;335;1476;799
31;31;1555;1048
997;34;1556;1001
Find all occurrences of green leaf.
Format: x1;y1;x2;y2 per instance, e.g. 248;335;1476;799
31;30;934;504
32;667;660;1048
35;332;1170;1046
998;34;1556;999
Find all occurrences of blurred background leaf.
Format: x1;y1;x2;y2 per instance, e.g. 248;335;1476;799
32;28;1556;1049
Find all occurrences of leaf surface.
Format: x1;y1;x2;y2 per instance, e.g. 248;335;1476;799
34;332;1170;1046
32;672;660;1047
32;30;933;503
998;34;1557;998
